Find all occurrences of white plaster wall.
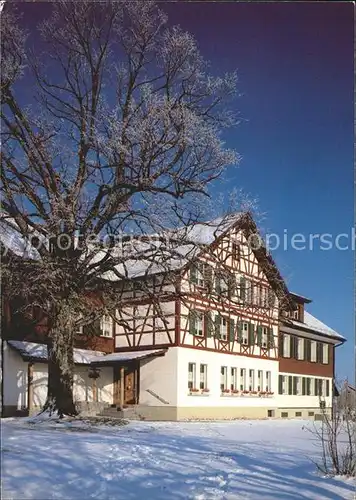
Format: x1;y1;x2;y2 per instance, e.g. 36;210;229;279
97;366;113;404
3;342;28;409
139;348;178;406
176;347;279;408
32;364;48;407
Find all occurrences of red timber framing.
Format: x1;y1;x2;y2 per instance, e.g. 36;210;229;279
113;215;288;359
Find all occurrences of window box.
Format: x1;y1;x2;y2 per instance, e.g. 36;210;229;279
250;390;258;396
221;389;231;396
241;390;250;395
231;389;240;395
267;391;274;397
201;388;210;394
190;388;200;393
259;391;267;397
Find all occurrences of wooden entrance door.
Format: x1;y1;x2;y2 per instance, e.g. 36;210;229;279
113;364;137;406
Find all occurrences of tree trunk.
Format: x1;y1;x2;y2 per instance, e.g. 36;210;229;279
42;310;78;418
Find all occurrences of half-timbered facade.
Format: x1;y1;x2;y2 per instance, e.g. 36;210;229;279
1;214;346;419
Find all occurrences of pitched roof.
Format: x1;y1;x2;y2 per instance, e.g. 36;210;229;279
287;311;345;341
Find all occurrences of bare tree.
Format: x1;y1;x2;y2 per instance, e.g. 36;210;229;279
1;1;244;416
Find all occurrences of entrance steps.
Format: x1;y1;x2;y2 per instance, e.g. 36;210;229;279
97;404;141;420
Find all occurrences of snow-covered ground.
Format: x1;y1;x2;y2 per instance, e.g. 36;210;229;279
1;418;355;500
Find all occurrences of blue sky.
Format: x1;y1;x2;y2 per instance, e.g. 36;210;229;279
164;2;354;380
14;2;354;379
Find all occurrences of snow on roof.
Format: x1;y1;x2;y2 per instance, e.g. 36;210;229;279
290;311;345;341
0;218;40;260
92;349;167;364
8;341;166;365
8;341;106;364
102;213;243;281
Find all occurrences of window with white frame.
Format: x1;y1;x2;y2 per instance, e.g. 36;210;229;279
220;366;228;392
266;371;271;392
310;378;315;396
241;322;249;345
257;370;263;391
322;344;329;364
190;311;204;337
249;369;255;391
231;367;238;391
296;376;302;395
188;363;196;390
240;368;246;391
216;315;228;341
297;337;304;360
310;341;317;362
283;334;291;357
199;364;208;390
261;327;268;348
100;315;112;337
281;375;287;395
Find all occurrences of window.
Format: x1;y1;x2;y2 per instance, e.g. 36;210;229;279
295;377;302;395
304;339;311;361
322;344;329;364
231;367;238;391
199;364;208;390
281;412;288;418
241;322;249;345
297;338;304;360
215;315;228;341
232;242;240;261
261;327;268;348
188;363;196;390
295;412;302;417
240;368;246;391
257;370;263;391
100;315;112;337
311;341;317;362
316;342;323;363
220;366;228;392
308;411;314;417
292;309;299;320
190;262;212;288
283;334;291;357
189;310;204;337
249;369;255;391
266;371;272;392
267;410;275;417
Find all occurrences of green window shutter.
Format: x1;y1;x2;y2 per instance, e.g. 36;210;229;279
190;264;198;284
278;333;284;356
204;264;213;290
248;323;254;346
304;339;308;360
188;311;195;335
288;376;293;395
268;328;274;348
293;377;297;395
302;378;306;395
256;326;262;347
205;312;213;338
237;321;243;343
290;336;294;358
215;314;221;339
326;380;330;397
228;274;236;299
293;337;298;360
215;275;221;295
240;276;246;302
229;318;235;342
278;375;283;394
314;379;318;396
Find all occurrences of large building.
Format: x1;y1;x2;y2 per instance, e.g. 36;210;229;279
1;214;345;419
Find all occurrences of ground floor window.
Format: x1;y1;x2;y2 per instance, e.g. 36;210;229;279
200;364;208;390
240;368;246;391
249;369;255;391
220;366;228;392
257;370;263;391
231;367;238;391
265;371;271;392
188;363;196;390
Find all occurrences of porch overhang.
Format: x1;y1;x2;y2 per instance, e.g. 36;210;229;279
7;340;106;365
90;349;167;366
